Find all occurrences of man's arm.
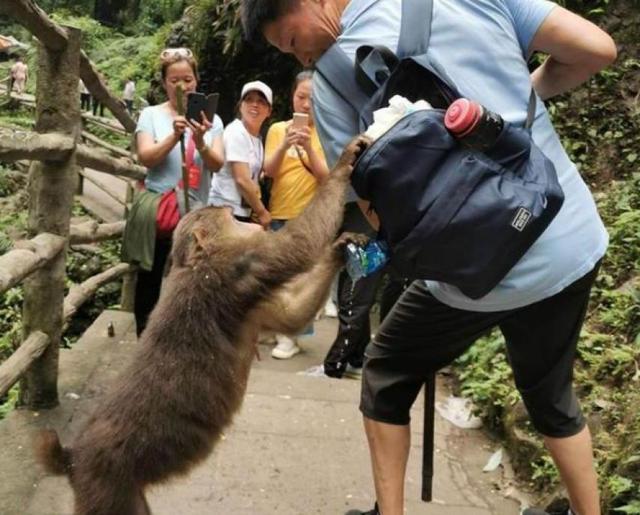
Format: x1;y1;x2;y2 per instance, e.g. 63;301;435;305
529;6;616;100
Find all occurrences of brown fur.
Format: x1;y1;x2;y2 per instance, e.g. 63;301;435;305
34;136;371;514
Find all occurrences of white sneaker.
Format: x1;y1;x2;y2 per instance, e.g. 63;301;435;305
271;335;301;359
323;298;338;318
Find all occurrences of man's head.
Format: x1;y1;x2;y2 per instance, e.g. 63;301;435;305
241;0;345;66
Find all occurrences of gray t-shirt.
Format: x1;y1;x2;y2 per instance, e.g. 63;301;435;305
136;104;224;205
208;118;264;217
313;0;608;311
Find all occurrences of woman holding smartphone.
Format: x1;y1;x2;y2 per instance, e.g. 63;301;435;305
131;47;224;335
262;70;330;359
208;80;273;228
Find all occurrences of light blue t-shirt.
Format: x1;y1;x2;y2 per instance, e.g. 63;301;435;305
136;104;224;204
313;0;608;312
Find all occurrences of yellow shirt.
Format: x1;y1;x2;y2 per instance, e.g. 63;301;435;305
265;120;326;219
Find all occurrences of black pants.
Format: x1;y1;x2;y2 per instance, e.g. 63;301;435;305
80;93;91;111
362;263;600;437
92;97;104;117
134;238;171;337
323;203;408;378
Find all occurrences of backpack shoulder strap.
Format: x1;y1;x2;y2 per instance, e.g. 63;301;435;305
397;0;434;57
314;0;435;112
314;43;371;114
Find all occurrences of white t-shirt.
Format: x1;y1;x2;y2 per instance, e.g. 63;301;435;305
208;118;264;217
123;81;135;101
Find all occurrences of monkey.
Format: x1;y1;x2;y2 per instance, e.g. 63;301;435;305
34;135;371;515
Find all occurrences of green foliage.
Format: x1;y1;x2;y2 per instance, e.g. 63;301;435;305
454;332;519;431
45;13;163;106
177;0;300;123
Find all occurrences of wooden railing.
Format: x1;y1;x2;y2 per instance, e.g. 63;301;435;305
0;0;146;409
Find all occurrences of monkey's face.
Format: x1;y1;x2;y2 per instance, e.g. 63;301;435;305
171;207;264;268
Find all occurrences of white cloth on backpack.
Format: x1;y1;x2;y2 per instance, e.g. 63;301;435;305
363;95;431;140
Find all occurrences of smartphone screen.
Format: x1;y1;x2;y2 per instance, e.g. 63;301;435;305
292;112;309;129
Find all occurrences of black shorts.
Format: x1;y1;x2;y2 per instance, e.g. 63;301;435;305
361;263;600;438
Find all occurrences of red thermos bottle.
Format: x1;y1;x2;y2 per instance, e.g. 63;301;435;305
445;98;532;169
444;98;504;151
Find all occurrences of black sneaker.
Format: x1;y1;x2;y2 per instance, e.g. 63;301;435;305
521;509;570;515
345;503;379;515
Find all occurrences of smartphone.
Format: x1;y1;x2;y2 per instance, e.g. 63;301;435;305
186;92;219;123
292;112;309;129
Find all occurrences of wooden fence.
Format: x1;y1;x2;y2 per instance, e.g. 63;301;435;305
0;0;146;410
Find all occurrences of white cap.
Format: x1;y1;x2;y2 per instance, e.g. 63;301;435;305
241;80;273;106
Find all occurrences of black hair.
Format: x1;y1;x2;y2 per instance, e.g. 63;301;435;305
291;70;313;97
240;0;297;43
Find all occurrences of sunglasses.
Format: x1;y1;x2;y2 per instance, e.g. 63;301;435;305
160;48;194;61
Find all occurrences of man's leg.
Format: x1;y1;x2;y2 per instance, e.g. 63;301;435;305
500;264;601;515
359;282;505;514
363;417;410;515
544;426;600;515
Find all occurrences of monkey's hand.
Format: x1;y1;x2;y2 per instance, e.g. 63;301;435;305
334;135;372;177
332;232;370;263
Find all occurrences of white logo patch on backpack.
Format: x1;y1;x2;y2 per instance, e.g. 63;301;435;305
511;207;532;232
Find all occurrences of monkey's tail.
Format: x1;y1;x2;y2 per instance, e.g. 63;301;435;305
35;429;72;476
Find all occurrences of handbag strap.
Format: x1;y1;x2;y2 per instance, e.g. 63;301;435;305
185;133;197;170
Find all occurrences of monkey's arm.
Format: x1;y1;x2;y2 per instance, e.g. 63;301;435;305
247;136;370;289
254;232;367;335
255;248;340;336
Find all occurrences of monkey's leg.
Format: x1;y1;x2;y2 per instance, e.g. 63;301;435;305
73;472;142;515
134;487;152;515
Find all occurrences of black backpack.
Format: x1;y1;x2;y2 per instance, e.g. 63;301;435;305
315;0;564;299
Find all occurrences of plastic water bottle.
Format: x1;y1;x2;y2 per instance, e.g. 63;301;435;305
345;240;389;283
445;98;531;169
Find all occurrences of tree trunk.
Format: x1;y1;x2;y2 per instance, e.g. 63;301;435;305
19;27;81;410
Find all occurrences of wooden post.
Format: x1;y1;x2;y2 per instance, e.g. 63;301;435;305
120;269;137;313
124;180;134;218
19;27;81;410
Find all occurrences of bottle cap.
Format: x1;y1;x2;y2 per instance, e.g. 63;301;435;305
445;98;482;136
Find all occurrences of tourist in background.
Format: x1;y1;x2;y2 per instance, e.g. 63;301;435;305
123;78;135;114
128;47;224;335
208;80;273;228
10;56;28;94
79;79;91;112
